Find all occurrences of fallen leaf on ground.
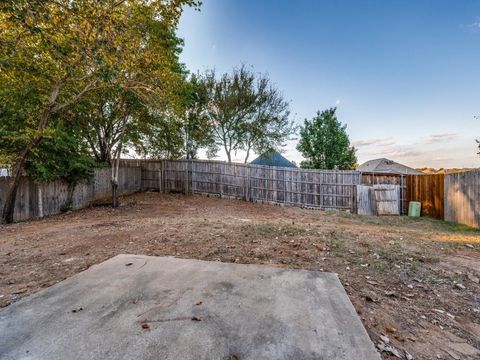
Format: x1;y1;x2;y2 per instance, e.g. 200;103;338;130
385;325;397;333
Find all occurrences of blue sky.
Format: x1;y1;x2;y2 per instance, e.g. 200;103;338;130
178;0;480;168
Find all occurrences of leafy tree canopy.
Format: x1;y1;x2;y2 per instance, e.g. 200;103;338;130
297;108;357;170
26;123;96;185
204;65;293;163
0;0;199;222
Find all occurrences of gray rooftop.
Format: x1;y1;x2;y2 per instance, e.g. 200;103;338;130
357;158;423;175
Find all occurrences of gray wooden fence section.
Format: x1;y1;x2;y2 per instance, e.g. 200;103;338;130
0;167;141;222
373;185;401;215
357;185;376;216
444;169;480;228
160;160;361;210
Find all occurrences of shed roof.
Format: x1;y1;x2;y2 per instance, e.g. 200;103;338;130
357;158;423;175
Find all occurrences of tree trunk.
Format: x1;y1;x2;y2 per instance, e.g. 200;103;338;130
1;138;42;224
1;161;23;224
224;143;232;163
111;181;118;208
111;143;122;208
1;82;64;224
244;145;251;163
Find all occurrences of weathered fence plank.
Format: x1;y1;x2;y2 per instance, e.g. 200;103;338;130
445;170;480;228
405;174;445;220
374;185;401;215
356;185;375;216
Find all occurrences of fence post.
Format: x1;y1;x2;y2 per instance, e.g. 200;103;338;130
220;163;224;198
190;160;194;194
162;159;166;194
158;160;163;194
184;160;189;195
352;183;357;214
37;184;44;218
245;164;251;202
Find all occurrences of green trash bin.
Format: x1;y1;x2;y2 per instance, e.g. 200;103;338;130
408;201;421;217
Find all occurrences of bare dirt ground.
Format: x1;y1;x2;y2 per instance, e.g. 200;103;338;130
1;192;479;360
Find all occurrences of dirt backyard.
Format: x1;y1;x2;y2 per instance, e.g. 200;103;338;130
1;192;479;360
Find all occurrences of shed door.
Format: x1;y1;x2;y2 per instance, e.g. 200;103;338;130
374;185;400;215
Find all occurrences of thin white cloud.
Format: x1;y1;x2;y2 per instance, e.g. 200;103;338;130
374;147;422;158
424;133;458;144
352;137;395;147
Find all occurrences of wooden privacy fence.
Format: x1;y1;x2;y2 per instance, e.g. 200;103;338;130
405;174;445;220
404;171;480;228
160;160;361;211
2;158;479;228
0;167;141;222
444;170;480;228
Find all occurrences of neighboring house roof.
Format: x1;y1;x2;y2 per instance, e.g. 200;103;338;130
357;158;423;175
250;151;297;168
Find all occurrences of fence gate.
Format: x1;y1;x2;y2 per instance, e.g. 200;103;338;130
374;185;400;215
356;185;375;215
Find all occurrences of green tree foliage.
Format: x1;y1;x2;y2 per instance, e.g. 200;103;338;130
26;124;95;185
180;74;212;159
297;108;357;170
0;0;198;221
204;65;293;162
242;82;293;163
137;73;212;160
136;109;184;160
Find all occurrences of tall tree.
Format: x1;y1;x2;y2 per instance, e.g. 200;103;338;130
205;66;292;163
136;109;185;160
242;83;293;163
180;74;212;159
0;0;198;220
204;66;257;162
297;108;357;170
139;73;212;160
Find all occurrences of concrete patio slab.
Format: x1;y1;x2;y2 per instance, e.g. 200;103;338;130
0;255;380;360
